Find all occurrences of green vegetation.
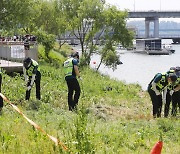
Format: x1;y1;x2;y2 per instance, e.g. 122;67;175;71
0;0;179;153
1;0;134;71
0;46;180;154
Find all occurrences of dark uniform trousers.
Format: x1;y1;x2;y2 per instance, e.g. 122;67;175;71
148;86;162;118
26;71;41;100
0;74;3;108
171;91;180;116
164;90;172;117
66;78;80;111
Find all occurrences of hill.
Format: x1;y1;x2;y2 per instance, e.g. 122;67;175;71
0;46;180;153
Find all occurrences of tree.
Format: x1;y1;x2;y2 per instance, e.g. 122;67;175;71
96;5;134;70
61;0;133;70
32;0;71;49
0;0;35;31
36;30;56;60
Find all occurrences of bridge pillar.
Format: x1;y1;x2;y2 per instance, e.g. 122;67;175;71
145;17;159;38
145;19;150;38
154;17;159;38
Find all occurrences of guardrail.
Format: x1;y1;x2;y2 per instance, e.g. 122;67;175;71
0;41;38;64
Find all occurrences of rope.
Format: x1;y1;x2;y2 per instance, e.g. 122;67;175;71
0;93;69;151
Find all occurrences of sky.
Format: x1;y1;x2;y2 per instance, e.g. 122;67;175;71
105;0;180;22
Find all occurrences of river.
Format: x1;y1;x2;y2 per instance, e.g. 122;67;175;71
73;40;180;91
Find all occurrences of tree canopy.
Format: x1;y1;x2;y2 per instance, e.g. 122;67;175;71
0;0;134;70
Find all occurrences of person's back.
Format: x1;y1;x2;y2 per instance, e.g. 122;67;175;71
64;57;77;80
148;73;168;92
64;52;81;111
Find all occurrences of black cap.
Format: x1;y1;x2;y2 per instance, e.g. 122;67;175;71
169;67;176;71
71;52;79;59
175;66;180;72
23;57;32;69
169;74;177;82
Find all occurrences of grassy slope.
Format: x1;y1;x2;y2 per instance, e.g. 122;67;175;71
0;46;180;154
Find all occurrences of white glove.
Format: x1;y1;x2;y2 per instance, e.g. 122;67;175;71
155;90;161;95
170;90;174;96
162;97;166;103
27;86;31;91
25;76;28;83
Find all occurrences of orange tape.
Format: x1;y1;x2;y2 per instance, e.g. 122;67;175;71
0;93;68;151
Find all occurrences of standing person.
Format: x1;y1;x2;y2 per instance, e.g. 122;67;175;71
64;52;81;111
23;57;41;100
148;72;177;118
0;67;3;113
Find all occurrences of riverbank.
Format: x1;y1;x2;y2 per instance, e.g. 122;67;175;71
88;44;180;90
0;52;180;153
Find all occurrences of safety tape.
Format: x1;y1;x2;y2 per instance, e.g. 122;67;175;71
0;93;68;151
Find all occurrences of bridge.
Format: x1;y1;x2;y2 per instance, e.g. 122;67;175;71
128;11;180;42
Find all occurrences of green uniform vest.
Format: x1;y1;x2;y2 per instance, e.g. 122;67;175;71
64;58;73;77
26;59;38;76
156;73;167;91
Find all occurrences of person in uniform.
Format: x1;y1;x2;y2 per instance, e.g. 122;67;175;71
148;72;177;118
63;52;81;111
23;57;41;100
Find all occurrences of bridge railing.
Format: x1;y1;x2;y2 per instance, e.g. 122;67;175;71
136;34;180;39
0;41;38;66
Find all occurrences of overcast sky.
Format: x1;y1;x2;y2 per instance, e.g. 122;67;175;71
105;0;180;22
105;0;180;11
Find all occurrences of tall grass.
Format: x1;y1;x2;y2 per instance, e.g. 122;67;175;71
0;46;179;153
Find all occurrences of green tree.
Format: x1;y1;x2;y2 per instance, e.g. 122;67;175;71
32;0;70;49
36;30;56;60
0;0;35;31
61;0;133;70
52;0;72;49
95;5;134;70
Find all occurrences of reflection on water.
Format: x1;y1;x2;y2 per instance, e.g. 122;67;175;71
73;43;180;91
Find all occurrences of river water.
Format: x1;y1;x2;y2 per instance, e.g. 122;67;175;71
73;40;180;91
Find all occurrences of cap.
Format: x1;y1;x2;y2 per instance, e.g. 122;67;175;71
71;52;79;59
169;67;176;71
169;74;177;82
23;57;32;69
175;66;180;72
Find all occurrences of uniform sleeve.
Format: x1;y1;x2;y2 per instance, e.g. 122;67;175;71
154;74;162;83
72;59;78;66
32;66;38;74
23;67;28;82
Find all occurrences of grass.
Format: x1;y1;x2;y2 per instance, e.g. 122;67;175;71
0;45;179;153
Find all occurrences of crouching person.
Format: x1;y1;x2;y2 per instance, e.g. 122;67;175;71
148;72;177;118
23;57;41;100
171;75;180;116
164;67;180;117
